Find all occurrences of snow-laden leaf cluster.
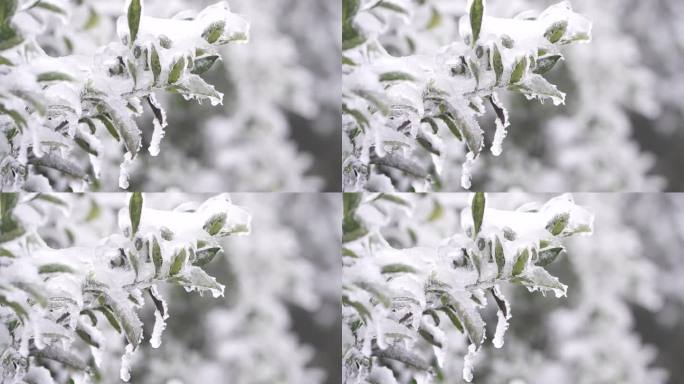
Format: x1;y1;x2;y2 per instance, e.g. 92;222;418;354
0;192;250;383
0;0;249;192
342;0;592;192
342;192;593;383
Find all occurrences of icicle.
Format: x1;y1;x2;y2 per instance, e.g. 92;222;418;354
120;344;135;382
461;152;476;189
147;93;168;157
149;285;169;349
118;152;135;189
490;94;510;157
462;344;478;382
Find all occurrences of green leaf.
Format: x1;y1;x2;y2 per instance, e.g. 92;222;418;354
381;263;417;274
418;327;443;348
494;237;505;277
96;103;140;155
203;212;227;236
342;0;360;23
427;199;443;222
127;0;142;44
512;248;529;276
169;248;186;276
191;54;220;75
31;345;88;370
379;71;415;82
510;56;527;84
129;192;142;236
76;327;100;348
514;267;567;297
536;246;564;267
193;246;222;266
104;294;142;347
471;192;485;237
202;20;225;44
37;72;74;82
544;20;567;44
426;7;442;30
35;2;67;15
545;212;569;236
94;114;120;142
534;54;562;74
1;193;18;231
437;305;464;333
38;263;74;274
0;24;23;51
436;114;462;141
492;44;503;85
469;0;484;46
150;45;161;84
151;237;162;276
342;296;372;324
167;56;185;84
0;0;17;25
95;306;121;333
449;295;485;346
173;266;224;296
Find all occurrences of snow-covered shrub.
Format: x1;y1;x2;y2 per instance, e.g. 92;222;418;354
0;192;251;383
342;0;592;191
469;0;665;192
342;192;594;383
0;0;249;191
122;193;341;384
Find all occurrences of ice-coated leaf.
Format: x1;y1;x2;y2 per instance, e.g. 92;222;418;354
546;212;569;236
0;0;17;25
191;55;220;75
37;72;74;82
471;192;485;236
494;236;505;277
129;192;142;236
492;44;503;85
38;263;74;274
127;0;142;44
167;56;185;84
105;293;143;347
512;248;529;276
202;20;225;44
193;246;222;266
379;71;415;82
151;237;162;277
169;248;187;276
469;0;484;45
513;74;566;106
150;45;161;84
509;56;527;84
534;55;562;74
536;246;564;267
450;294;485;346
173;266;225;298
203;213;227;236
515;266;567;298
381;263;417;274
544;20;567;43
31;345;88;370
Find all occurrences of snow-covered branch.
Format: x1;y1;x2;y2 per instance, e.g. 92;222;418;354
342;192;594;383
342;0;592;191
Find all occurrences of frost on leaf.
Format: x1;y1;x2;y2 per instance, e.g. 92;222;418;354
342;1;592;191
342;193;593;383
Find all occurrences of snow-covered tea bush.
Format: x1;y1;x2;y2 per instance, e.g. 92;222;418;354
0;192;251;383
0;0;249;191
342;0;592;191
342;192;594;383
